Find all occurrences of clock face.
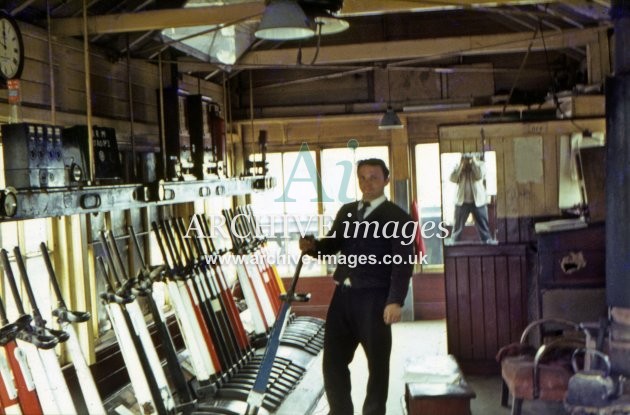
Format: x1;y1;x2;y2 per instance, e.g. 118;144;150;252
0;14;23;80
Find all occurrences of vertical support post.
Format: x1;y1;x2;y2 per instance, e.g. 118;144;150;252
390;124;411;207
82;0;94;183
51;215;96;363
606;0;630;307
126;35;137;180
389;124;415;320
46;0;56;125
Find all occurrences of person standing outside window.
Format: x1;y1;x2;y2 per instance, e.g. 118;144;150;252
299;158;414;415
449;153;493;243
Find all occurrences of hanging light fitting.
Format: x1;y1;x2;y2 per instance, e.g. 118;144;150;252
255;0;316;40
379;67;404;130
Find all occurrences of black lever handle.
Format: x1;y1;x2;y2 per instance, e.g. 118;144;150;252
16;330;58;350
52;308;90;323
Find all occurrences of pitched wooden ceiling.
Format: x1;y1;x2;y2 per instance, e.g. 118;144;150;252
6;0;612;116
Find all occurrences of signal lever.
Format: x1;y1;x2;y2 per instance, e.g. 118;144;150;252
13;247;70;343
0;250;60;350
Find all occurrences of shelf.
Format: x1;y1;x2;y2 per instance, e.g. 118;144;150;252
1;175;275;221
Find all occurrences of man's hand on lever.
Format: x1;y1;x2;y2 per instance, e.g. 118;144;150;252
299;235;316;253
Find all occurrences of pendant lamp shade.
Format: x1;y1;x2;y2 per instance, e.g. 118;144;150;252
379;67;404;130
379;107;404;130
311;10;349;35
255;0;315;40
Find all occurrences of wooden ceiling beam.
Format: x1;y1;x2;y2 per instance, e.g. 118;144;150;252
51;0;562;37
51;2;264;36
239;26;605;66
340;0;556;16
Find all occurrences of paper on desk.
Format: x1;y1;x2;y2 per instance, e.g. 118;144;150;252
402;355;462;384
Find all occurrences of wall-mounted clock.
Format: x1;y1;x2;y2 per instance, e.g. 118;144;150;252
0;10;24;81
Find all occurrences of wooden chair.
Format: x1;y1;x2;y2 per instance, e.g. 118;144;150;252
497;318;585;415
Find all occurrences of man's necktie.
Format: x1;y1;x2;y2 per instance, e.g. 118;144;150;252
357;201;370;221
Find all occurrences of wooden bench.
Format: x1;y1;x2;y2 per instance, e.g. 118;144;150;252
404;355;476;415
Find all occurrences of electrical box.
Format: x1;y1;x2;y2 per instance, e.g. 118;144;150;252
1;123;66;189
63;125;123;184
159;87;194;180
187;94;221;179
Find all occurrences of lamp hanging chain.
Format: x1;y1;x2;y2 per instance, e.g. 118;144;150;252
501;25;539;115
309;24;323;65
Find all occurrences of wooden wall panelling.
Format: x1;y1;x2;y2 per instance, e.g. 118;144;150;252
525;135;549;218
452;139;465;154
572;95;606;118
250;71;371;108
481;256;498;360
446;64;495;99
390;127;411;204
439;135;451;153
493;255;511;350
180;73;224;102
48;214;96;363
521;217;536;243
508;254;526;342
490;137;507;242
444;245;529;374
412;273;446;320
462;137;479;154
543;133;560;216
502;137;519;221
467;256;486;360
439;119;605;223
12;22;220;149
581;146;606;222
407;117;441;141
455;256;472;360
283;270;450;322
280;276;336;320
490;136;505;219
445;256;460;357
505;218;521;244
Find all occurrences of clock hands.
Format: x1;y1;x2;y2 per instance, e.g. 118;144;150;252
0;14;22;79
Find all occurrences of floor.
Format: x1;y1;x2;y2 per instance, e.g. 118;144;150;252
310;319;569;415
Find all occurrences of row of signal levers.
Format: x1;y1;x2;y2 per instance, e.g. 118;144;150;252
0;206;324;415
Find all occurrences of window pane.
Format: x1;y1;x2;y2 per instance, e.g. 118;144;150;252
281;151;318;216
415;144;444;266
249;153;284;216
321;146;390;219
250;150;321;277
319;146;390;275
441;151;497;244
441;151;497;226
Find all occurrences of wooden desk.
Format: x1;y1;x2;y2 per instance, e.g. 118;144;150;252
406;382;475;415
405;355;476;415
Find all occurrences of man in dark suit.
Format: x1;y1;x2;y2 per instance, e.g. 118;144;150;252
300;158;415;415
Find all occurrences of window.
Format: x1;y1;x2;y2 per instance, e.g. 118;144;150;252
321;146;391;219
440;151;497;231
250;145;390;278
415;143;444;267
250;150;321;277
